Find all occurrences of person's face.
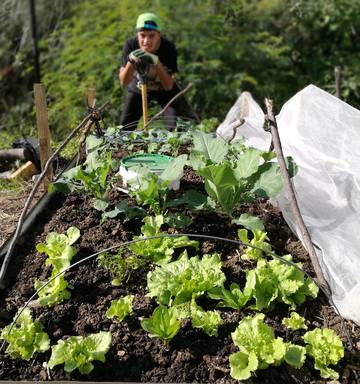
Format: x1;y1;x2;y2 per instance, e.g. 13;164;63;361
137;30;161;53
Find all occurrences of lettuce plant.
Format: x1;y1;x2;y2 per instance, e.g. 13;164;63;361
141;305;180;344
35;275;72;307
35;227;80;307
303;328;344;380
207;282;250;309
244;255;319;310
147;252;226;306
238;228;272;260
48;331;112;374
190;301;223;337
106;295;134;322
130;215;198;265
230;313;305;380
282;312;308;330
36;226;80;272
0;308;50;360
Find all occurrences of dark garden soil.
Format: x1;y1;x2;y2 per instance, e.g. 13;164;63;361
0;151;359;383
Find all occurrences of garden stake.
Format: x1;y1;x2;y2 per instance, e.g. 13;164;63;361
265;99;330;292
263;99;355;349
264;98;329;293
0;101;109;289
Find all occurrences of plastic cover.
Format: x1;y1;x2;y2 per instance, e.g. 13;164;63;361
216;85;360;325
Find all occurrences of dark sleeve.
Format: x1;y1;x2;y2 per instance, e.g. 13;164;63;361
166;42;178;73
121;39;135;68
158;39;178;74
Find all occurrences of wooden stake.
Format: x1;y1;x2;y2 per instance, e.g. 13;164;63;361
141;83;148;130
34;83;53;188
265;98;329;294
87;86;96;108
335;65;341;99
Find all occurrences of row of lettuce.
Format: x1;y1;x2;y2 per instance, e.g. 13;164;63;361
0;127;344;380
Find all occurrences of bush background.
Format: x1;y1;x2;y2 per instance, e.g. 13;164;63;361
1;0;359;143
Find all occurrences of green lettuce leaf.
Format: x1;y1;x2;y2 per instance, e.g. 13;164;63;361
303;328;344;380
48;331;112;374
141;305;180;344
229;351;258;380
0;308;50;360
190;301;223;337
231;313;286;369
147;252;226;306
106;295;134;322
282;312;308;330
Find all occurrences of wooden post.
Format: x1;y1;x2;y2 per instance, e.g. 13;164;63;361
87;86;96;108
34;83;53;188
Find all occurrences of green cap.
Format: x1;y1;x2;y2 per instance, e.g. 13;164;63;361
136;13;162;31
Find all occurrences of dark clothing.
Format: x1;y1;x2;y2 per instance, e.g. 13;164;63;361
120;90;177;131
121;36;178;93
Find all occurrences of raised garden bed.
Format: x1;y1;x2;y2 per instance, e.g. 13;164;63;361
0;128;359;383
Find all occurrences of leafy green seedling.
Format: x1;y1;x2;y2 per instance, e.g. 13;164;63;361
141;305;180;344
303;328;344;380
100;201;146;224
282;312;308;330
190;301;223;337
36;226;80;272
232;213;265;231
147;252;226;306
48;331;112;375
35;227;80;307
167;189;216;211
207;282;250;309
97;252;144;286
106;295;134;322
0;308;50;360
238;228;272;260
230;313;305;380
163;211;193;229
130;155;187;215
130;215;198;265
35;275;72;307
244;255;319;310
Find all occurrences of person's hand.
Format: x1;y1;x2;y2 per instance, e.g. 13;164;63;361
140;52;159;65
128;48;145;65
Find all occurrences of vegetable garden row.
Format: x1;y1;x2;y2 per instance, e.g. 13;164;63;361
0;124;359;383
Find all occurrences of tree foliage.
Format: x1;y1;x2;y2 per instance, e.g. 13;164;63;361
1;0;360;139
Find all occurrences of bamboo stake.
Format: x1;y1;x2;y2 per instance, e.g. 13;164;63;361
264;98;329;293
34;83;52;188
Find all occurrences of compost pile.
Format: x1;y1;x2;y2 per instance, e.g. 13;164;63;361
0;127;359;383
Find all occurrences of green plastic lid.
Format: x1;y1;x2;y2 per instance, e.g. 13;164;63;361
121;153;173;173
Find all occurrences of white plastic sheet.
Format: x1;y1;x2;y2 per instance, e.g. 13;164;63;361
217;85;360;325
216;91;271;150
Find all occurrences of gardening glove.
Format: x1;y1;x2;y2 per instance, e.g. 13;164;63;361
139;52;159;65
128;48;145;65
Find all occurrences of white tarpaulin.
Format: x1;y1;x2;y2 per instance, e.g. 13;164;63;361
216;85;360;325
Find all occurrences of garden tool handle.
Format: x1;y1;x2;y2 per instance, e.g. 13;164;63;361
141;82;148;131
